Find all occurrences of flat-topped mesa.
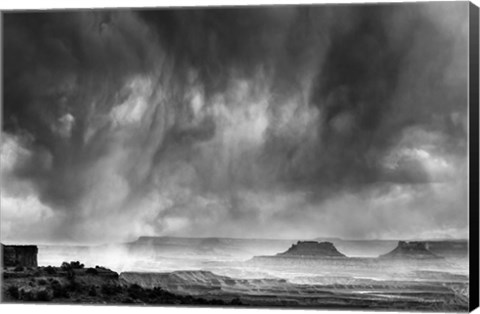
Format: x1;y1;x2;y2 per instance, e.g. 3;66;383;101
379;241;442;259
277;241;346;258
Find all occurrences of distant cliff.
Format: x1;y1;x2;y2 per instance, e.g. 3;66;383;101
424;240;468;257
379;241;442;259
276;241;346;258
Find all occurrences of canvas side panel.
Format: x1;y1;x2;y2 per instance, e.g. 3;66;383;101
469;2;479;312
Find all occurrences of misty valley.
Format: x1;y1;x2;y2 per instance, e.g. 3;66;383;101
2;237;469;311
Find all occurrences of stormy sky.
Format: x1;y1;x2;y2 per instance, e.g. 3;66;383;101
1;2;470;244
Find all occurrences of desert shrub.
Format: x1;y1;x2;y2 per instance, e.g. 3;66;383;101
44;266;57;274
127;284;145;300
122;297;134;304
182;295;195;304
66;269;75;280
51;280;69;299
101;284;122;296
38;279;47;285
129;283;142;290
66;280;83;293
13;265;24;272
88;286;97;297
52;288;69;299
60;266;75;281
20;289;34;301
61;262;79;282
61;262;71;271
61;261;83;271
35;290;52;302
85;268;98;275
7;286;19;299
69;261;84;269
230;297;242;305
147;289;159;300
208;298;226;305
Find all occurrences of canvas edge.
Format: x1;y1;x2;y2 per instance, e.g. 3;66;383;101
0;2;477;312
469;1;480;312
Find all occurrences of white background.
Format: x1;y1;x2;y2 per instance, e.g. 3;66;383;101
0;1;479;314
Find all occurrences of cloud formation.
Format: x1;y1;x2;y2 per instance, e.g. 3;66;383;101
1;3;469;244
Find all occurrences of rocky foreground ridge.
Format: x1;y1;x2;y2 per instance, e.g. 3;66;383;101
1;261;242;305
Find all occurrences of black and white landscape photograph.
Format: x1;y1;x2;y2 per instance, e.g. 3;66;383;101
1;1;475;312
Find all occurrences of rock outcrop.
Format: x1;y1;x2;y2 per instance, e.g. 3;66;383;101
425;240;468;257
277;241;346;258
2;244;38;267
379;241;441;259
2;262;243;306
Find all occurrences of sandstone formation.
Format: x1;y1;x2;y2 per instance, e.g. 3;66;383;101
2;244;38;267
277;241;346;257
379;241;442;259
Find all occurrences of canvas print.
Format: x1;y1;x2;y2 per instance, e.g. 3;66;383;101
1;1;478;312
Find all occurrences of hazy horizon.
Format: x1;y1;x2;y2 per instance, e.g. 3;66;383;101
0;233;470;247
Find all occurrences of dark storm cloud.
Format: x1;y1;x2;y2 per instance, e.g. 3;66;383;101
3;11;161;210
1;2;469;243
261;4;468;196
